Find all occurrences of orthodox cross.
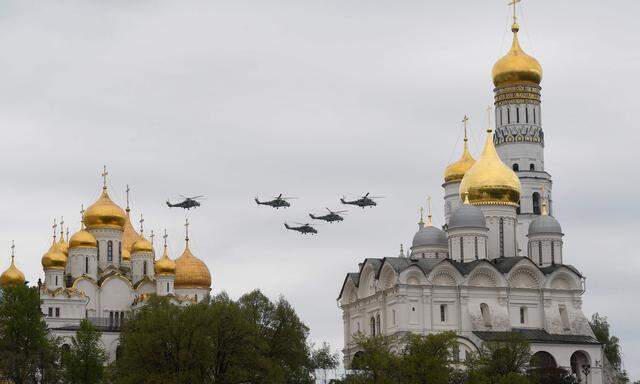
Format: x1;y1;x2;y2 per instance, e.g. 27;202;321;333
163;229;168;248
419;206;425;226
462;115;469;141
150;230;155;247
101;165;108;189
10;240;15;262
184;218;190;241
139;214;145;235
59;216;65;239
509;0;521;23
80;205;85;227
486;105;493;132
66;227;70;242
125;185;131;211
52;218;58;241
426;196;433;226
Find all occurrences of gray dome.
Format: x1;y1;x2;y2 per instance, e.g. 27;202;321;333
412;225;447;248
528;215;562;235
449;204;486;229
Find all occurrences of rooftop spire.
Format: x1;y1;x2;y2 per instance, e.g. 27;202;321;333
398;243;405;258
418;207;425;227
101;165;109;190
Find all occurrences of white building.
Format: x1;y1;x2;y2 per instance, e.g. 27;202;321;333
338;13;608;384
1;171;212;361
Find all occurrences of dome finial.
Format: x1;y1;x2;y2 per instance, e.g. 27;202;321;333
418;207;425;227
426;196;433;226
184;218;190;243
444;117;477;183
59;216;65;240
462;115;469;142
399;243;405;258
10;240;15;264
163;228;168;248
101;165;109;190
125;184;131;213
509;0;521;29
138;213;145;236
80;205;85;229
52;218;58;243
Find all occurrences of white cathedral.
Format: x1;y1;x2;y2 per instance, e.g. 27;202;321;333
0;171;212;360
338;12;610;384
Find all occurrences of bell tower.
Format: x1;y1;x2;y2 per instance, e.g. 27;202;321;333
491;0;552;255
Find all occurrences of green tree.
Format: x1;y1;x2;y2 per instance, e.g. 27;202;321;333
61;319;108;384
397;332;459;384
590;313;628;382
346;334;399;384
0;284;60;384
465;333;533;384
310;342;340;382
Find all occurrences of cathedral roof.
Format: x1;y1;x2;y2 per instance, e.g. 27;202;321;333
474;329;598;345
491;22;542;88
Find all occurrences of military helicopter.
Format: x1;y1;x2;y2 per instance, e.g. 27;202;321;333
166;195;204;210
309;208;347;223
255;194;296;209
340;193;382;208
284;222;318;235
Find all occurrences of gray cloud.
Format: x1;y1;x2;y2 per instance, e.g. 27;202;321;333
0;0;638;378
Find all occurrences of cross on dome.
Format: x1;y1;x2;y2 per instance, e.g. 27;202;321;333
163;229;168;247
139;214;145;235
10;240;15;261
509;0;521;23
185;218;190;241
126;184;131;212
426;196;433;226
462;115;470;141
101;165;109;190
52;218;58;242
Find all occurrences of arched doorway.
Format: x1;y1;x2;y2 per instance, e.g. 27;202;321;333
530;351;557;370
571;351;591;382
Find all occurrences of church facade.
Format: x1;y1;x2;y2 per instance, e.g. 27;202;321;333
1;171;212;360
338;12;606;384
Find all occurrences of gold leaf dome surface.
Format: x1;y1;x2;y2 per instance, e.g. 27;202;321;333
41;242;68;270
69;229;97;248
174;242;211;289
57;236;69;256
131;237;153;254
1;257;25;287
444;139;476;183
155;247;176;275
122;212;142;253
460;130;521;206
122;248;131;262
492;24;542;87
83;189;126;230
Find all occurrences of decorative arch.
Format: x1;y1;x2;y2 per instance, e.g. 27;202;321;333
341;280;358;305
530;351;557;369
570;350;591;381
358;265;376;297
508;266;541;289
545;269;581;290
429;263;462;286
379;264;397;290
468;268;499;288
399;266;427;285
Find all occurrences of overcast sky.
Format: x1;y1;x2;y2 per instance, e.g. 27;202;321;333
0;0;638;378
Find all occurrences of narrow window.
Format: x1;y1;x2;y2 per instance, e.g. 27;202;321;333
452;343;460;362
48;307;53;317
440;304;447;322
559;305;570;330
143;261;148;276
525;107;529;123
195;294;198;301
392;309;396;325
459;237;464;262
507;108;511;123
55;307;60;318
520;307;526;324
499;218;505;258
512;163;519;172
516;200;521;215
85;257;89;274
118;242;122;263
530;163;535;171
109;311;114;327
166;282;170;293
107;241;113;262
376;314;381;335
532;192;541;215
474;237;479;260
55;275;58;286
115;312;120;327
480;303;492;327
538;242;543;265
533;108;537;124
551;241;555;265
499;108;503;125
516;107;520;123
370;316;376;336
97;242;100;261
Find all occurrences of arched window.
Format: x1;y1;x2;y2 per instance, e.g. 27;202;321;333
512;163;519;172
118;242;122;262
107;241;113;262
525;107;529;123
459;237;464;262
440;304;447;322
55;275;58;286
520;306;527;324
529;163;535;171
143;261;148;276
376;314;381;335
370;317;376;336
516;106;520;123
532;192;541;215
499;218;505;258
392;310;396;325
499;109;503;125
166;282;170;293
480;303;492;327
85;257;89;274
507;108;511;123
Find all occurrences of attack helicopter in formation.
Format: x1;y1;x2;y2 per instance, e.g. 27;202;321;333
309;208;347;223
166;195;204;210
284;222;318;235
255;194;296;209
340;193;382;208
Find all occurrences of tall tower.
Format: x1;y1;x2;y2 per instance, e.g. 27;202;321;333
491;3;551;255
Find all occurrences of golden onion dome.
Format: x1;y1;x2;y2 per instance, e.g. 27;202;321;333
83;188;127;230
131;237;153;254
492;23;542;88
444;138;476;183
69;228;97;248
122;247;131;262
174;241;211;289
57;235;69;256
460;130;521;206
1;250;25;287
41;241;68;270
155;246;176;275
